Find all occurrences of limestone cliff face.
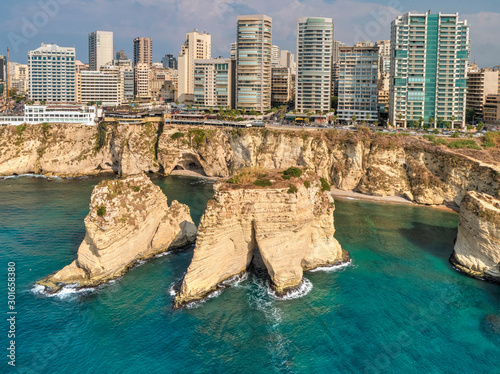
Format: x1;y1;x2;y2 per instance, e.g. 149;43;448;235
174;170;349;308
0;123;160;177
37;174;197;292
1;124;498;208
451;191;500;282
156;128;500;207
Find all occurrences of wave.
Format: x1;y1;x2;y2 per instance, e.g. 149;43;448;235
309;259;353;273
32;284;95;300
185;289;223;309
0;174;62;180
268;277;313;301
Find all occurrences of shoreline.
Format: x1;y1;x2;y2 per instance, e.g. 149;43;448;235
169;169;220;181
330;189;459;214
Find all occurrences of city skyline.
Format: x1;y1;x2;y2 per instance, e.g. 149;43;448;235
1;0;499;67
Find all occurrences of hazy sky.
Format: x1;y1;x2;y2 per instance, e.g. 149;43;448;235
1;0;499;67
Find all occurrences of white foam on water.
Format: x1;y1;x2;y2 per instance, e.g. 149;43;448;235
185;289;223;309
221;272;248;287
168;283;177;297
154;250;172;259
32;283;95;300
309;259;353;273
0;174;63;180
268;277;313;301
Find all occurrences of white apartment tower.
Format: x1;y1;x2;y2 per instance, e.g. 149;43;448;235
389;12;470;128
296;17;333;113
177;31;211;103
236;14;272;112
89;31;113;71
28;43;76;102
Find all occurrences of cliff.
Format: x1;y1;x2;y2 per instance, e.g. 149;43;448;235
173;168;349;308
451;191;500;283
1;124;499;208
37;173;197;292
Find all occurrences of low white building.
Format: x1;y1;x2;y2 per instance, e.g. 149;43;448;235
0;105;100;126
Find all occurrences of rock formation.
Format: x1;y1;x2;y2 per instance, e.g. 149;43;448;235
174;169;350;308
37;174;197;292
451;191;500;283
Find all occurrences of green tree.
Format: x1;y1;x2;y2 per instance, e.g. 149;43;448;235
351;114;357;126
476;122;484;132
450;115;456;129
331;96;338;111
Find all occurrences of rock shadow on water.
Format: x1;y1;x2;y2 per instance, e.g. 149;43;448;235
399;222;457;263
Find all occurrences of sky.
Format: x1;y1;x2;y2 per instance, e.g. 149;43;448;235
1;0;499;67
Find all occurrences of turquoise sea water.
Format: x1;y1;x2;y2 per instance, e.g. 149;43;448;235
0;175;499;374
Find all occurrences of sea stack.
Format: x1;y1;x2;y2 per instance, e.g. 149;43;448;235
38;174;197;292
174;168;349;308
451;191;500;283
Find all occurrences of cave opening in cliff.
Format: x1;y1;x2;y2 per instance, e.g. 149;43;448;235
173;154;206;176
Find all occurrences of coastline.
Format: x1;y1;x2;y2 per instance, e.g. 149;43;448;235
330;189;459;214
169;169;220;181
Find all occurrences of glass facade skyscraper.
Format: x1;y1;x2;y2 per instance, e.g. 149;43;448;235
389;12;470;128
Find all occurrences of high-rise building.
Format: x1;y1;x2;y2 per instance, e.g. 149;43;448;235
272;45;280;67
333;40;345;64
375;40;391;74
271;67;292;105
236;15;272;112
279;50;295;70
28;43;76;102
0;55;5;82
134;62;151;99
134;37;153;67
89;31;113;71
337;46;379;123
161;54;178;69
9;62;29;95
296;17;333;113
194;58;235;109
77;70;123;107
116;50;128;61
177;31;211;103
484;94;500;123
389;12;470;128
230;42;237;60
100;64;134;103
466;68;500;118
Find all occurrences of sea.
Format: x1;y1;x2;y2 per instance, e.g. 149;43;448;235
0;174;499;374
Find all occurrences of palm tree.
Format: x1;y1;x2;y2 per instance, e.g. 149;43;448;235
333;115;339;126
419;117;424;129
351;114;357;126
450;115;456;129
429;117;434;127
